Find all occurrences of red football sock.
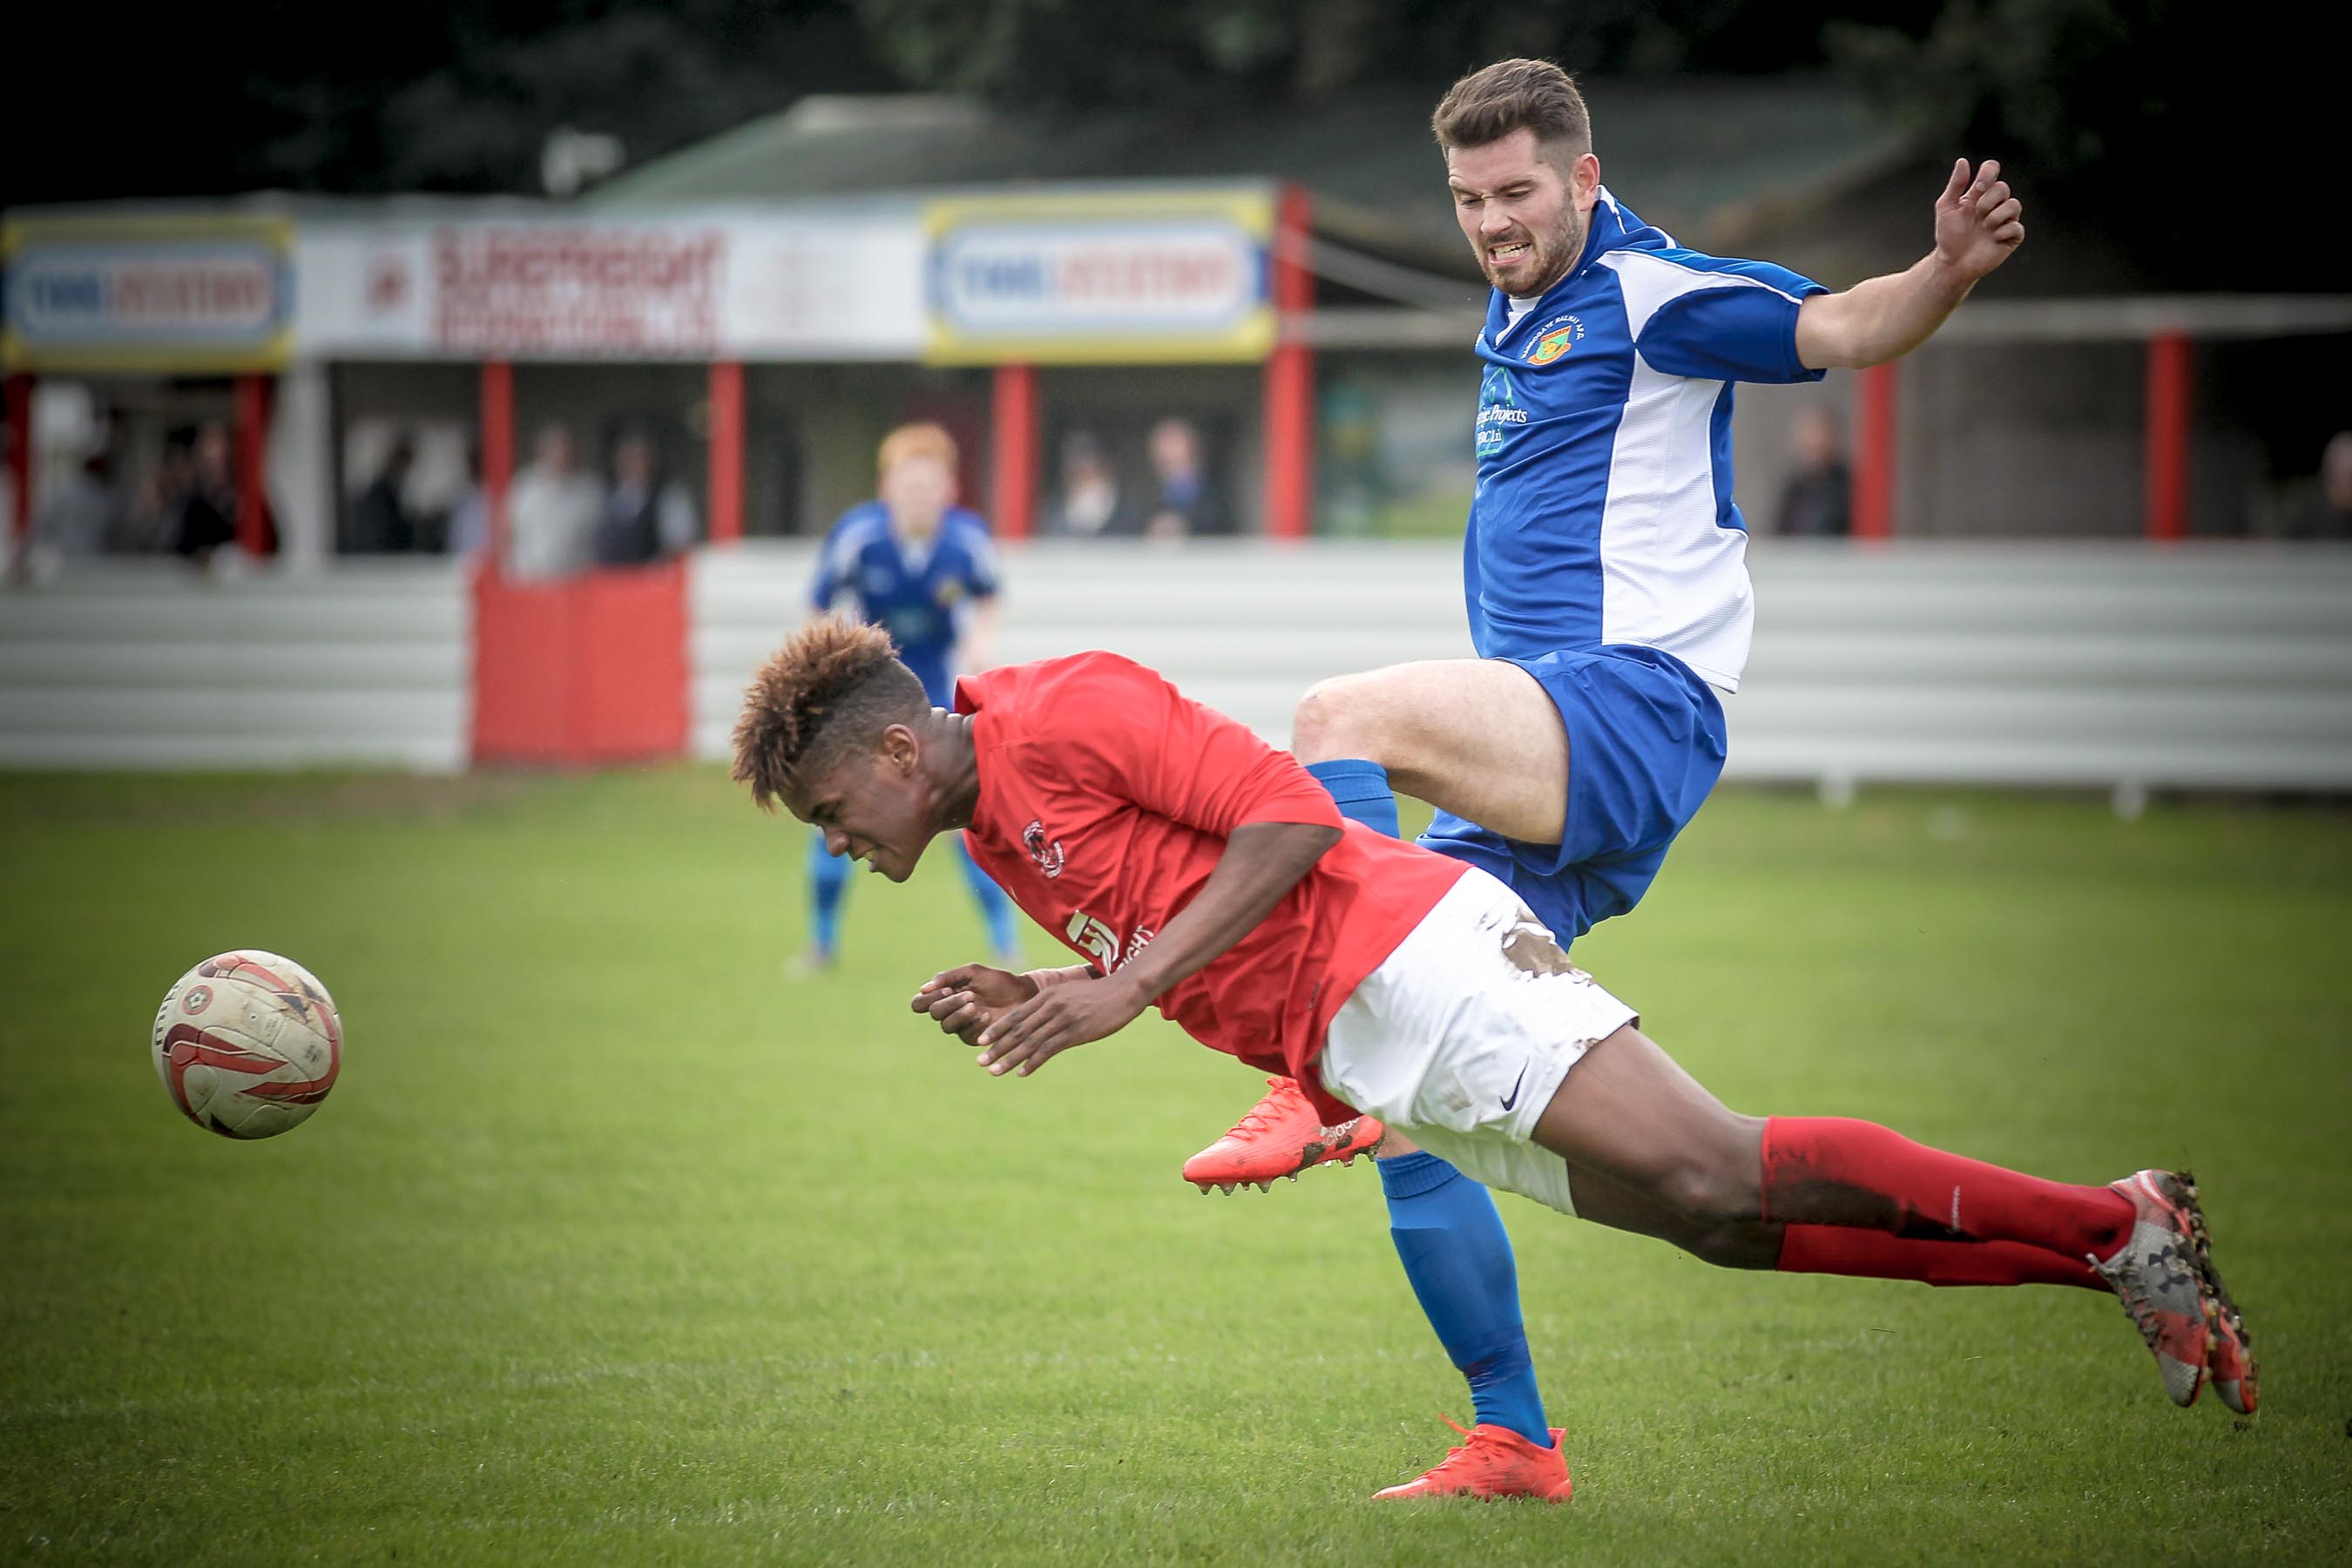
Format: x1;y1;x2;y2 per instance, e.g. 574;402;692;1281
1776;1226;2105;1290
1761;1116;2135;1263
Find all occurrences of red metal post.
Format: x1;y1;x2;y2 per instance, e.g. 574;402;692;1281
1262;183;1316;540
233;373;274;556
990;362;1036;541
2145;333;2192;541
707;360;745;544
481;360;514;571
3;374;30;551
1850;362;1898;540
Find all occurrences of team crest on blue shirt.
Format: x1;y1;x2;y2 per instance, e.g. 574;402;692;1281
1528;314;1585;365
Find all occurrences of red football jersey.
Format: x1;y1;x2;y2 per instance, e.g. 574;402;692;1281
956;652;1466;1122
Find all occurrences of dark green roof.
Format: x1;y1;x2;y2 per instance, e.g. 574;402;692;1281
588;80;1912;269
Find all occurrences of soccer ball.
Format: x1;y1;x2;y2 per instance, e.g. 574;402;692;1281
151;950;343;1139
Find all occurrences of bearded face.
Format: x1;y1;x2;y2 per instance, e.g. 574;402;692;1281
1447;127;1597;298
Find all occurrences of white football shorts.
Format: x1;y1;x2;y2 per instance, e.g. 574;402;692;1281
1318;867;1637;1218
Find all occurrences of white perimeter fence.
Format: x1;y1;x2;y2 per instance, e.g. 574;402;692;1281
4;541;2349;797
696;539;2352;801
0;561;470;771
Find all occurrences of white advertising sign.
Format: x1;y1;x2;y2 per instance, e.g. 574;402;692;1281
294;212;923;362
935;223;1261;335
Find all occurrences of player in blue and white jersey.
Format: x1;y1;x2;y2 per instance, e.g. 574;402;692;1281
1167;61;2215;1503
804;422;1018;970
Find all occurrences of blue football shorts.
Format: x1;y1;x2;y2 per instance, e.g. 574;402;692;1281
1417;643;1727;945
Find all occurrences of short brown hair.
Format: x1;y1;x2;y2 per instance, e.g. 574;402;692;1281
877;422;957;479
1431;58;1592;166
731;615;929;811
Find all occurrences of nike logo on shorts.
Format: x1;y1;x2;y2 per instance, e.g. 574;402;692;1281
1500;1064;1529;1112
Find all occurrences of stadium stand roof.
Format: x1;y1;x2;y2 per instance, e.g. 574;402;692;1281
585;81;1915;277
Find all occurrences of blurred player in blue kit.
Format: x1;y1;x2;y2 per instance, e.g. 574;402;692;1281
803;422;1017;971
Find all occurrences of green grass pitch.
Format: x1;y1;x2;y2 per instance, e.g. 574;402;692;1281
2;768;2348;1565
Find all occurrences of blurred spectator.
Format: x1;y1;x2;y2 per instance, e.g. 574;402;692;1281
446;441;489;561
175;422;238;560
348;433;418;554
506;422;602;580
1775;407;1852;537
128;443;192;554
1144;416;1227;538
32;452;126;559
592;430;699;566
2289;431;2352;540
1048;430;1134;537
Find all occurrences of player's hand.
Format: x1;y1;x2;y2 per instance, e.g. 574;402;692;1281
971;973;1150;1077
1933;158;2024;281
910;964;1037;1046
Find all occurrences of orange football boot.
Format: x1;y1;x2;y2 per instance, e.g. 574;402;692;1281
1374;1419;1573;1503
1181;1076;1384;1193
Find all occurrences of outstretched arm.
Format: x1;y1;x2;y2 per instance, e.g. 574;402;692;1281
1794;159;2024;371
963;819;1342;1078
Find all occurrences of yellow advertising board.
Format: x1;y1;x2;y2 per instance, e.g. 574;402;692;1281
3;213;295;373
923;186;1276;366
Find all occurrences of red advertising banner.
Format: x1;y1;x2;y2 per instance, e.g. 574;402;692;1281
430;227;726;355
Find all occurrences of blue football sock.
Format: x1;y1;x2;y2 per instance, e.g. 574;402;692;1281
1308;756;1546;1444
1304;758;1400;839
808;829;849;955
1379;1152;1551;1447
957;834;1020;959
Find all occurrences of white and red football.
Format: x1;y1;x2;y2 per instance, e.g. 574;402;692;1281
151;950;342;1139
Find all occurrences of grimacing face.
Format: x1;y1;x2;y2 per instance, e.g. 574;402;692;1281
783;730;936;883
1446;127;1600;298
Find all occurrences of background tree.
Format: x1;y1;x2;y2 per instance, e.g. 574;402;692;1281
1828;0;2328;287
3;0;2315;287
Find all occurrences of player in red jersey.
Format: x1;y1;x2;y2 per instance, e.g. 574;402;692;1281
732;618;2256;1497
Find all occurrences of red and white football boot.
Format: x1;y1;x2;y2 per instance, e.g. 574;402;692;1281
1373;1419;1573;1504
1181;1077;1383;1193
2177;1172;2258;1416
2090;1169;2213;1408
2203;1293;2258;1417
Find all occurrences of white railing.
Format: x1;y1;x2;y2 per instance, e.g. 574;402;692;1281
0;561;471;771
695;538;2352;797
8;539;2347;793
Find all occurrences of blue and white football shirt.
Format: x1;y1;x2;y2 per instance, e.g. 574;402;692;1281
1467;188;1827;691
810;503;1000;705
